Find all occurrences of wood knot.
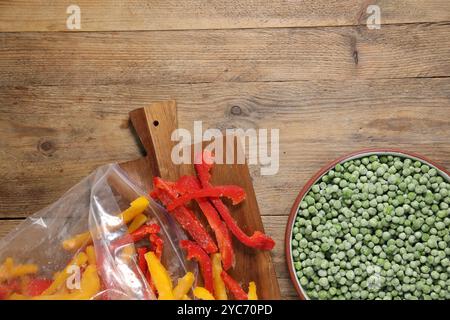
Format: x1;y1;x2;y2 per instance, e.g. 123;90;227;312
230;105;242;116
38;139;56;156
353;50;359;65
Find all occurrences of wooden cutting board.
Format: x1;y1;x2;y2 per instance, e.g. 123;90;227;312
119;100;280;299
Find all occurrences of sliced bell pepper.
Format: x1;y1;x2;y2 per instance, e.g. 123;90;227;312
137;247;156;294
0;257;39;281
247;281;258;300
180;240;214;295
24;278;53;297
62;196;149;251
149;233;164;260
0;286;10;300
173;272;195;300
34;264;101;300
9;264;38;278
130;224;160;242
7;293;28;300
212;253;228;300
151;178;217;254
175;175;234;270
4;257;14;271
220;271;248;300
85;245;97;265
194;287;215;300
166;185;246;211
128;213;148;233
72;264;101;300
144;251;174;300
62;231;91;251
119;196;149;224
41;251;88;295
195;151;275;250
137;247;149;276
110;223;160;249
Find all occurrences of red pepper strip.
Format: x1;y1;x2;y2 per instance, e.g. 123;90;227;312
166;185;246;211
137;247;157;294
137;247;149;275
220;271;248;300
24;278;53;296
0;280;20;299
180;240;214;294
0;286;11;300
149;234;164;260
175;175;234;270
195;152;275;250
110;224;160;249
151;177;217;254
130;224;160;242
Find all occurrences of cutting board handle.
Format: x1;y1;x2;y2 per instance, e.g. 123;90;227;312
129;100;180;181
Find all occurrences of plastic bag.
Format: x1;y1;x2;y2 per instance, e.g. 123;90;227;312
0;164;195;299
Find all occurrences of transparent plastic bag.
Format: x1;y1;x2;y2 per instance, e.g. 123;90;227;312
0;164;195;299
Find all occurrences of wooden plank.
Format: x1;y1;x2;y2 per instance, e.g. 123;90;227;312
0;216;297;298
1;78;449;218
0;23;450;85
0;0;449;32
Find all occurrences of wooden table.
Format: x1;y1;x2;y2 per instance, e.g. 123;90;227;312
0;1;449;299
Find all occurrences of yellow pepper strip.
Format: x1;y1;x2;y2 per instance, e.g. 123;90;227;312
119;197;150;224
85;245;97;265
212;253;228;300
62;196;149;251
0;268;7;281
0;257;13;281
74;264;101;299
127;213;148;233
4;257;14;271
41;252;88;295
182;294;191;300
0;257;38;281
247;281;258;300
10;264;38;278
145;251;174;300
55;283;70;295
173;272;195;299
34;265;101;300
62;232;91;251
8;293;28;300
193;287;215;300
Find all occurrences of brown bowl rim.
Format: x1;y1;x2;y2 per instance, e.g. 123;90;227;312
285;148;450;300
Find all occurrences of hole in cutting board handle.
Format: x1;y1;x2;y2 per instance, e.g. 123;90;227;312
153;120;159;127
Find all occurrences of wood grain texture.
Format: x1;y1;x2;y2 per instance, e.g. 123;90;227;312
0;0;449;32
0;1;449;299
1;78;449;218
1;23;450;86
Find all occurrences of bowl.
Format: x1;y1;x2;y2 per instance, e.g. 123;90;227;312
285;148;450;300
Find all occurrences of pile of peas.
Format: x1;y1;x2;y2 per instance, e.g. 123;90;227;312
291;154;450;300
